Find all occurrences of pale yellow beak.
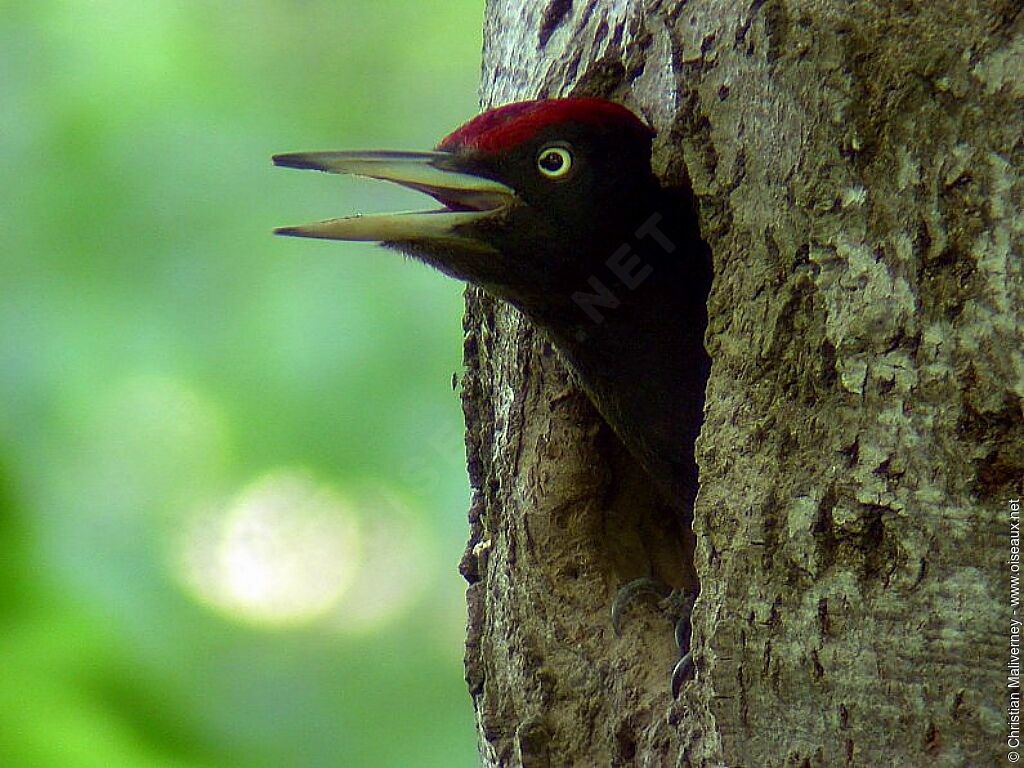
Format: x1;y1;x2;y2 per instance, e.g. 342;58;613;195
273;151;516;243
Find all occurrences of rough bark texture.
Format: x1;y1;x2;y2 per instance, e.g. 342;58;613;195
460;1;1022;765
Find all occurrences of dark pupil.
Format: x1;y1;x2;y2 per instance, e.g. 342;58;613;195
540;151;564;172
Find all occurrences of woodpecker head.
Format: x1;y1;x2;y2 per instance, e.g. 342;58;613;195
274;98;662;317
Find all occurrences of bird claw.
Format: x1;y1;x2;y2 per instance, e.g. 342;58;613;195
671;651;695;698
611;577;673;636
611;577;697;697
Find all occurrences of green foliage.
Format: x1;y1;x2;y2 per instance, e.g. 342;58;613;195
1;1;483;764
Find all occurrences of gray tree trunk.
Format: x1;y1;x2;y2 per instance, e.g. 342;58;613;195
459;1;1022;765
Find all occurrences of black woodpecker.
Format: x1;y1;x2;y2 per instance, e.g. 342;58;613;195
274;98;712;693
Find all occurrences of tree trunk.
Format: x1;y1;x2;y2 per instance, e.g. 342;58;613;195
460;1;1022;765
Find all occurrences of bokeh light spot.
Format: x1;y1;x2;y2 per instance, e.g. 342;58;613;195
178;469;360;626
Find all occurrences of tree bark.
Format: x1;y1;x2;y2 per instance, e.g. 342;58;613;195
460;1;1022;765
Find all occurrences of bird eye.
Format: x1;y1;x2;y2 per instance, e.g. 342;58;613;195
536;146;573;179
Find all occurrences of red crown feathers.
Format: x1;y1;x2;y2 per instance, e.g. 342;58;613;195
437;98;654;154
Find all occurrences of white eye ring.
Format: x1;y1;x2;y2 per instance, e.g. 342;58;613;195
536;146;573;179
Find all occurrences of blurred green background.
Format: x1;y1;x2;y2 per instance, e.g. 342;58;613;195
2;1;485;765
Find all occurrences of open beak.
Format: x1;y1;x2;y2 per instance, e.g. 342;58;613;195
272;150;516;243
